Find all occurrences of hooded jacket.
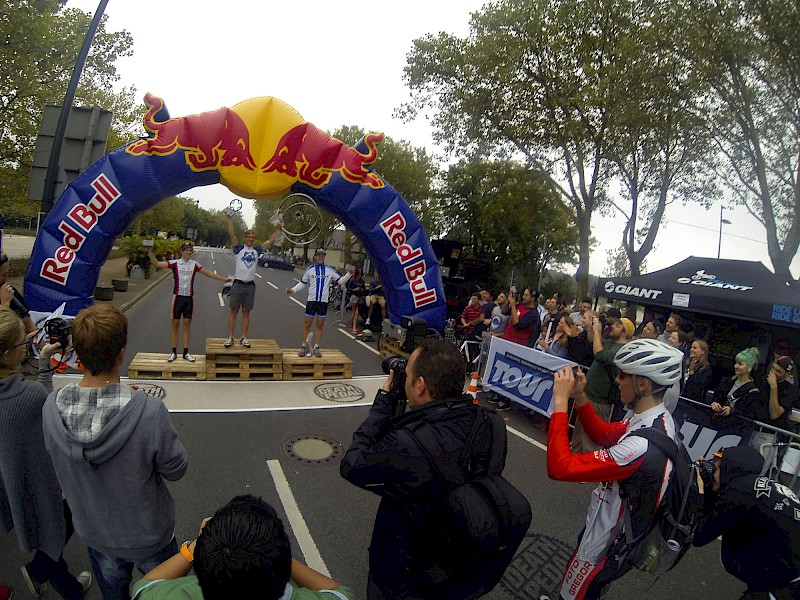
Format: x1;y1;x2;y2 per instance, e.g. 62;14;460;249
694;446;800;593
42;386;187;560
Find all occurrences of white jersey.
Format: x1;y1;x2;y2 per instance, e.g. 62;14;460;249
168;258;202;296
232;244;262;282
292;264;351;303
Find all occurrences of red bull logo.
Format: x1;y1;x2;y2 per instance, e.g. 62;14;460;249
126;93;256;172
262;123;384;189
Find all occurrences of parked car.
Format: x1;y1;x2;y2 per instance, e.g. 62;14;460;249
257;254;295;271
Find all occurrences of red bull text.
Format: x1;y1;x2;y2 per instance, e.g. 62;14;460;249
41;174;121;285
126;93;256;171
380;212;436;308
262;123;384;189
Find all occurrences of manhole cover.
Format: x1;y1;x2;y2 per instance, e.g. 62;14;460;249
498;533;574;599
314;382;365;403
282;435;344;465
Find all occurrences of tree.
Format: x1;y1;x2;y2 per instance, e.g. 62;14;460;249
440;159;578;286
692;0;800;288
129;196;185;236
400;0;624;298
603;1;717;276
0;2;136;212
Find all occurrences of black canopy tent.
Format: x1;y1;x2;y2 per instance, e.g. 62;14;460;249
595;257;800;330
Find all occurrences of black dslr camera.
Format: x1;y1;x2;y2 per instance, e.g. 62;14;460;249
45;317;71;347
696;459;717;490
381;354;409;416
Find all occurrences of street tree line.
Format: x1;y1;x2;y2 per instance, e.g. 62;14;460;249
399;0;800;295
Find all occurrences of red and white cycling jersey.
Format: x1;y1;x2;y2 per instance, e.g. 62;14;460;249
168;258;202;296
548;402;676;600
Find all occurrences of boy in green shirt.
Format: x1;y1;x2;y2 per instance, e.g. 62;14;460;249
131;495;352;600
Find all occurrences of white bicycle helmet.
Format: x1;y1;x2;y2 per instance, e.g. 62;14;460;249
613;339;684;387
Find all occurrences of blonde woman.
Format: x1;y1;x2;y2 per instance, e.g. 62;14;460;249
0;305;92;598
682;339;713;402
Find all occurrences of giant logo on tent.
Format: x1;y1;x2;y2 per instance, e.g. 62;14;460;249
24;94;447;328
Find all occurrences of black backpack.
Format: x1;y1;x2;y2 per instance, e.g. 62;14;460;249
407;406;532;598
620;428;703;576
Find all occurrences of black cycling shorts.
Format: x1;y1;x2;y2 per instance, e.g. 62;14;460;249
172;295;194;319
305;301;328;318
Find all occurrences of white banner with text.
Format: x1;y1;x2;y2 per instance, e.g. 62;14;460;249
483;337;576;417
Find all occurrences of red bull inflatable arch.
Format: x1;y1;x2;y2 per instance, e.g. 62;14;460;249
24;94;447;328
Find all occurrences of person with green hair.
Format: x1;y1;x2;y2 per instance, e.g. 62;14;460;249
709;346;761;422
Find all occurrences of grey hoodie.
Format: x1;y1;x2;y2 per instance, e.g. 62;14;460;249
42;386;187;560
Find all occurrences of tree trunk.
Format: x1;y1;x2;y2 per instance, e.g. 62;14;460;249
575;211;592;299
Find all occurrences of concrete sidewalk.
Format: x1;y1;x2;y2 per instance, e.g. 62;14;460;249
8;251;171;314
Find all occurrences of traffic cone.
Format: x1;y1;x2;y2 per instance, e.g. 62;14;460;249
468;372;479;404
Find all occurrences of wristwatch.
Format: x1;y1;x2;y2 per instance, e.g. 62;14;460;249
180;540;194;562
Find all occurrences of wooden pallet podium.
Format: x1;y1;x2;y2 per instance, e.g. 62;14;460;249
128;352;206;380
281;349;353;380
127;341;352;381
204;338;283;380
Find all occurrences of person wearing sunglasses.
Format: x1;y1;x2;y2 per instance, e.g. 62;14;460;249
547;339;685;600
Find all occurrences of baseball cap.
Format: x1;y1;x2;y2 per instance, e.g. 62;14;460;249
620;317;636;338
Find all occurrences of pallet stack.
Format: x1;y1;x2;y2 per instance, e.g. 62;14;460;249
128;352;206;380
204;338;283;380
281;349;353;380
127;341;353;381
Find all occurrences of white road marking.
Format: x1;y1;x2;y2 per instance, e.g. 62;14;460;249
217;293;225;307
293;277;300;282
267;281;278;289
337;328;380;356
289;296;305;308
507;425;548;451
267;459;330;576
255;272;262;279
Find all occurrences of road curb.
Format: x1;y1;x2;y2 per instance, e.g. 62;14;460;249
119;270;170;313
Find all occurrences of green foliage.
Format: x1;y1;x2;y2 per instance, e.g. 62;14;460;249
0;2;137;211
440;159;578;286
129;196;186;237
689;0;800;287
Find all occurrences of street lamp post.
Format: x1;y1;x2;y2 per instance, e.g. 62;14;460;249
717;205;732;259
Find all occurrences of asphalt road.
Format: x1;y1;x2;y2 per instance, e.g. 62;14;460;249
121;248;384;376
0;247;746;599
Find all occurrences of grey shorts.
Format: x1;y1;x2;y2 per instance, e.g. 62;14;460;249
230;280;255;310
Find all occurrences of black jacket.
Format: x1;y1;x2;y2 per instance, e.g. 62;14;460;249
340;391;506;599
694;446;800;595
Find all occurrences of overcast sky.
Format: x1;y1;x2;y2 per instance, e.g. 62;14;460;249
67;0;794;279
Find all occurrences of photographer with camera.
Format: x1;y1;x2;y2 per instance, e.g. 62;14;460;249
693;446;800;599
42;305;187;600
340;339;511;599
0;251;36;334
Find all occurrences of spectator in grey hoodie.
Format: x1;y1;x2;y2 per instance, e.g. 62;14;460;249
42;305;187;600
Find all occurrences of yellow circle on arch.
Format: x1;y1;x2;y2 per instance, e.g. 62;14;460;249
218;96;305;199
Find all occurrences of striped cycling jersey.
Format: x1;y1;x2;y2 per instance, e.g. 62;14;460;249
292;264;351;303
168;259;202;296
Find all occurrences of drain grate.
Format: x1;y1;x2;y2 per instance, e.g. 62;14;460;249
282;435;344;465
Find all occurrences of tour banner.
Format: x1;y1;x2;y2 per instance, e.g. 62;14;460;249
483;337;576;417
675;396;748;462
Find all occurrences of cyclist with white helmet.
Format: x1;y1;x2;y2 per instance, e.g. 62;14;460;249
547;339;684;600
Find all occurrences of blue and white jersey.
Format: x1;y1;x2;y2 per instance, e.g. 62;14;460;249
292;264;351;302
232;244;263;282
